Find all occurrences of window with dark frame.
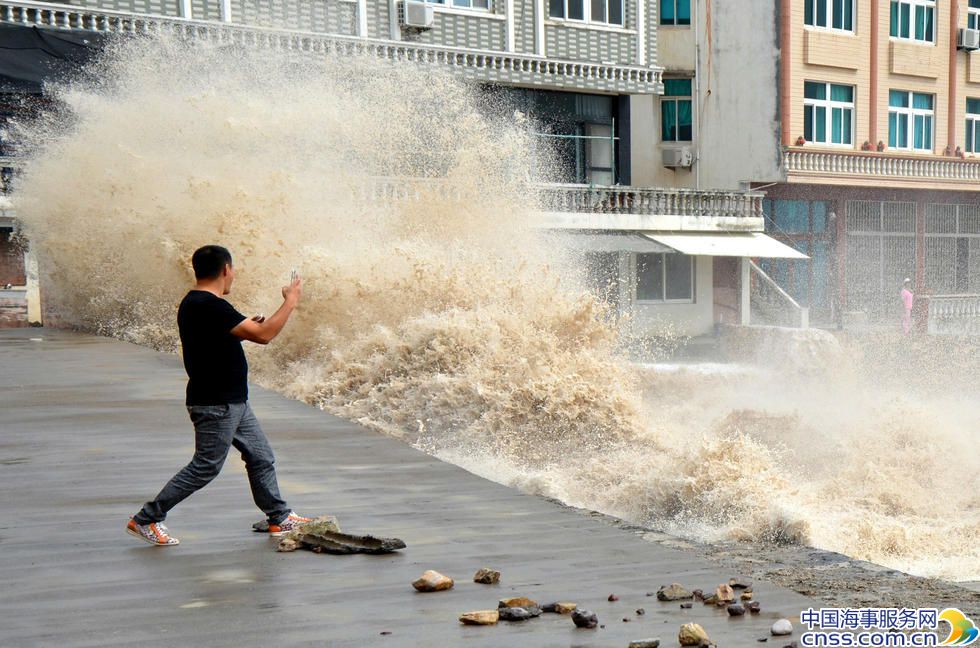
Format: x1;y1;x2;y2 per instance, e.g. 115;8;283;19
636;253;694;302
549;0;623;25
804;0;854;31
659;0;690;25
661;79;693;142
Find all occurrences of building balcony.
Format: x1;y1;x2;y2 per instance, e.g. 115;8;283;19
0;0;662;94
783;147;980;191
0;157;764;232
535;183;765;232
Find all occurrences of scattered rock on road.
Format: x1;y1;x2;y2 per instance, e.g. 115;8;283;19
629;640;661;648
459;610;499;625
772;619;794;636
412;570;454;592
679;623;710;646
473;568;500;584
572;609;599;629
657;583;693;601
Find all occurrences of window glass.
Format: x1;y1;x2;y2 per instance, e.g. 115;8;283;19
665;255;693;300
636;254;664;301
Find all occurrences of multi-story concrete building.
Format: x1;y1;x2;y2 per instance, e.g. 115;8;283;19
0;0;807;338
657;0;980;330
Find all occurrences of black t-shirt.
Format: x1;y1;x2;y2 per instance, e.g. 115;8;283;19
178;290;248;406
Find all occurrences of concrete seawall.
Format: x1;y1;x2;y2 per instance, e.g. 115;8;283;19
0;329;816;647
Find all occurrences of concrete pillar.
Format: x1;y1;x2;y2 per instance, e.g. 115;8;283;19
24;245;40;325
739;256;750;326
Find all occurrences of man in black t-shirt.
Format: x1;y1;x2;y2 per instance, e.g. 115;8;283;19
126;245;310;546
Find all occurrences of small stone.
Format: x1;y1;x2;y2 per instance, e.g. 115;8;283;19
748;602;762;614
629;640;661;648
379;631;392;636
276;538;299;552
572;609;599;629
758;638;769;643
679;623;710;646
459;610;499;625
636;608;646;616
609;594;620;602
473;568;500;585
542;601;577;614
412;570;454;592
727;604;746;616
715;584;736;602
771;619;794;636
680;602;693;609
692;589;704;600
499;596;537;609
623;618;631;622
656;583;693;601
729;578;752;590
498;607;533;622
646;592;656;597
702;595;718;605
783;643;799;648
741;591;754;601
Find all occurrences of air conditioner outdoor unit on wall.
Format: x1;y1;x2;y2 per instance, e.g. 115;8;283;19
402;1;434;29
958;28;980;50
662;147;694;168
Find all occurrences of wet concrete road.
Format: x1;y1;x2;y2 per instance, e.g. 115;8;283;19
0;329;816;647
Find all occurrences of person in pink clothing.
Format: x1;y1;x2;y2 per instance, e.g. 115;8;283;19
901;278;914;335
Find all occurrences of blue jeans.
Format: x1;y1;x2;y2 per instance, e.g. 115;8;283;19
133;402;290;526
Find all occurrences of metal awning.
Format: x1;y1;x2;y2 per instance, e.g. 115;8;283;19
642;232;809;259
553;231;674;254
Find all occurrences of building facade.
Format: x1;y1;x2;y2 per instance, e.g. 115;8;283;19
655;0;980;329
0;0;805;338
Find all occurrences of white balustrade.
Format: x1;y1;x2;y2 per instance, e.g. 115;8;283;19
785;148;980;183
927;294;980;336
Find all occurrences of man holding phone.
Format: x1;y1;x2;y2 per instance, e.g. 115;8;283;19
126;245;309;546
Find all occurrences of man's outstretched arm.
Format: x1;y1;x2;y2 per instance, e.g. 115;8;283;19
231;276;302;345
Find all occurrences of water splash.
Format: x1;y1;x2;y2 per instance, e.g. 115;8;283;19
12;36;980;582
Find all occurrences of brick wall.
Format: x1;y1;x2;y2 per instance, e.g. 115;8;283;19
0;230;25;287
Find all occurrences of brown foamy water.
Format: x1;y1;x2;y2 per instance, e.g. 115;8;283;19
12;36;980;582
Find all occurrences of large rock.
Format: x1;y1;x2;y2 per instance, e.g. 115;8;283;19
281;516;406;555
715;584;736;603
629;641;661;648
771;619;794;636
473;568;500;584
412;570;454;592
572;609;598;629
656;583;693;601
499;597;538;609
498;607;533;622
542;602;577;614
459;610;499;625
679;623;710;646
727;604;746;616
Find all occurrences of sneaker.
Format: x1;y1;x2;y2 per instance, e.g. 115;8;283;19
268;512;311;537
126;518;180;546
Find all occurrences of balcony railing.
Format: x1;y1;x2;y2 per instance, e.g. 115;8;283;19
927;294;980;336
0;0;662;93
537;183;764;219
0;162;763;223
784;147;980;184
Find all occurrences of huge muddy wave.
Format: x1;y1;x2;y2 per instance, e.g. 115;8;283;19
12;37;980;582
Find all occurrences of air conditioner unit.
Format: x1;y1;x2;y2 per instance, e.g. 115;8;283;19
662;147;694;168
402;1;434;29
958;27;980;50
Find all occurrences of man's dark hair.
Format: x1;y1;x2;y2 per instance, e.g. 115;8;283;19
191;245;233;280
